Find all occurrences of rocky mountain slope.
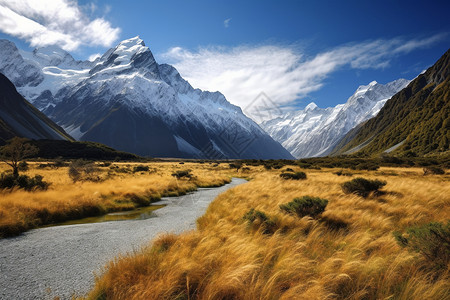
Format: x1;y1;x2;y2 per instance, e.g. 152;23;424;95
0;38;292;159
261;79;410;158
0;73;72;145
331;49;449;157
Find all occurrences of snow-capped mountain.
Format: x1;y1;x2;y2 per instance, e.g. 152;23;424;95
261;79;410;158
0;37;293;159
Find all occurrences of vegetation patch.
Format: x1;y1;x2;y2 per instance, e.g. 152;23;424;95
133;165;149;172
394;221;450;270
171;170;192;179
333;169;353;176
68;159;101;182
243;208;277;234
0;173;49;191
279;196;328;218
423;166;445;175
341;177;387;197
280;171;307;180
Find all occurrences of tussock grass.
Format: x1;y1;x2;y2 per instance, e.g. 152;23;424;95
0;162;231;237
85;167;449;300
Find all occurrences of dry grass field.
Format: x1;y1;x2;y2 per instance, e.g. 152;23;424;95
0;162;232;237
83;165;450;300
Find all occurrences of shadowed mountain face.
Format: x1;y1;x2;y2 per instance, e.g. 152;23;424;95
0;38;293;159
331;49;450;157
0;73;72;145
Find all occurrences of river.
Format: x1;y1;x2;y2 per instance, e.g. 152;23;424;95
0;178;246;299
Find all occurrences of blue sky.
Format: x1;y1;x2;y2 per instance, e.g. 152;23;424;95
0;0;449;115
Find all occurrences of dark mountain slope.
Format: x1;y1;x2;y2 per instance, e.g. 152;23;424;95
331;49;449;157
0;73;73;145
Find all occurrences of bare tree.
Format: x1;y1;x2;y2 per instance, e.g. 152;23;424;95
0;137;38;178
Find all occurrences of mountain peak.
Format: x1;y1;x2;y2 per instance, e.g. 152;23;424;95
117;36;146;48
32;45;74;66
305;102;318;111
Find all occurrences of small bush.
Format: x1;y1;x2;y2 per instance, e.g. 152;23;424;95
0;173;49;191
229;163;242;171
243;208;277;235
280;196;328;218
333;170;353;177
18;161;29;172
68;159;100;182
353;163;380;171
280;171;307;180
285;168;294;172
341;177;387;197
423;167;445;175
52;158;67;168
133;165;149;172
394;221;450;270
171;170;192;179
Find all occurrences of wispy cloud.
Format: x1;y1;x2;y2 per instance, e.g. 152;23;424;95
0;0;120;51
224;18;231;28
161;34;445;120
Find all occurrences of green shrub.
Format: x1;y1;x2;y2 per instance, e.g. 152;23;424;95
68;159;100;182
18;161;29;172
423;166;445;175
394;221;450;270
0;173;49;191
263;164;272;170
280;171;307;180
333;170;353;176
353;163;380;171
341;177;386;197
52;158;68;168
171;170;192;179
280;196;328;218
133;165;149;172
243;208;277;235
229;163;242;171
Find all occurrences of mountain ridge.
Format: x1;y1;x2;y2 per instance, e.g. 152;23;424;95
261;78;410;158
331;48;450;157
0;37;293;159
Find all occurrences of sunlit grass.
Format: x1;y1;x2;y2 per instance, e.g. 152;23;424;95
85;166;449;300
0;162;232;237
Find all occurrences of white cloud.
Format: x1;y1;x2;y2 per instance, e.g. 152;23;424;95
224;18;231;28
161;34;445;121
0;0;120;51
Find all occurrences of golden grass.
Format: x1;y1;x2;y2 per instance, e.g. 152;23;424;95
0;162;232;237
85;166;450;300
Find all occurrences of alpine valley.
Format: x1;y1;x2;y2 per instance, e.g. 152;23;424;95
0;37;293;159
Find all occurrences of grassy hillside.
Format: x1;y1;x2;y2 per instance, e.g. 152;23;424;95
85;166;449;299
332;49;449;157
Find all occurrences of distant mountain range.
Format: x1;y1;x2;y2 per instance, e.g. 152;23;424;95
0;37;293;159
0;73;72;145
261;79;410;158
331;48;449;157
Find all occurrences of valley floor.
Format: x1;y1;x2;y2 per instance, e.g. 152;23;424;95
0;162;231;238
83;166;449;300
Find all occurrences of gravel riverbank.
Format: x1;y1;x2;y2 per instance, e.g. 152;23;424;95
0;178;247;299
